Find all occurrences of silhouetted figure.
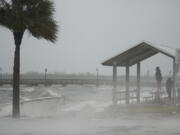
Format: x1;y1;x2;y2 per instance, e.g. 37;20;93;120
166;78;173;99
155;67;162;101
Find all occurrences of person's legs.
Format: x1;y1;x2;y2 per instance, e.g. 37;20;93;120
159;82;162;98
169;88;172;99
156;81;160;101
167;88;170;98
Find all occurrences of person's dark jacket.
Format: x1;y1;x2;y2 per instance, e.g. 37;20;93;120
156;71;162;82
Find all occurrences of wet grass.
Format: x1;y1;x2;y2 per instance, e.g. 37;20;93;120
126;104;180;113
106;104;180;114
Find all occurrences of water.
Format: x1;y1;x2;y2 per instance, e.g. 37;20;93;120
0;84;167;117
0;84;113;117
0;85;179;135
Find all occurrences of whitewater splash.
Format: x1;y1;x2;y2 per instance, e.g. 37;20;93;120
0;84;159;118
0;85;65;117
0;85;112;117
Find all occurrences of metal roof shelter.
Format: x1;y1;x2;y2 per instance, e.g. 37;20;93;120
102;41;177;104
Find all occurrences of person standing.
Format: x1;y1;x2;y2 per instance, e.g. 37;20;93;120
166;77;173;99
155;67;163;101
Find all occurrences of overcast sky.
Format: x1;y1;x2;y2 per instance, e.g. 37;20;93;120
0;0;180;76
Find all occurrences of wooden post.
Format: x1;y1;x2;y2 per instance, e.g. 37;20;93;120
173;58;176;104
137;62;141;103
126;65;130;104
113;64;117;104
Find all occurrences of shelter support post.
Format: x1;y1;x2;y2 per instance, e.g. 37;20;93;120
173;58;176;104
126;65;130;104
137;62;141;103
113;64;117;104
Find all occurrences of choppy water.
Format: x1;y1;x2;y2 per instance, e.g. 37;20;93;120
0;84;113;117
0;84;165;117
0;85;180;135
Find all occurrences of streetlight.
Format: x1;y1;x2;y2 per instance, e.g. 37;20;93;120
45;68;47;85
0;67;2;84
96;68;99;87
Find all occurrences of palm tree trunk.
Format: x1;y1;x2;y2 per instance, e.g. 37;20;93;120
12;32;23;118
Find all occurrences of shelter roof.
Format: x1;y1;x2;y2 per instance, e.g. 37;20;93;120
102;41;176;67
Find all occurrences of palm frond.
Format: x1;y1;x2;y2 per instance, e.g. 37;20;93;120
0;0;14;30
28;18;58;43
0;0;58;42
25;0;58;42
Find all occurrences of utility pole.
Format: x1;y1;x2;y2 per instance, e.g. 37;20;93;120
96;68;99;87
0;67;2;85
45;68;47;85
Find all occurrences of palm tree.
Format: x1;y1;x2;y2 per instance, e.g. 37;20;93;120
0;0;58;118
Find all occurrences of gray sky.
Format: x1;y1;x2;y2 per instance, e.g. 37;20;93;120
0;0;180;76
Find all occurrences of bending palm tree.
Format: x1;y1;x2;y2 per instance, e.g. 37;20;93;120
0;0;58;118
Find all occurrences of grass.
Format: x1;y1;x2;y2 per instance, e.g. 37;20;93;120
107;104;180;114
126;104;180;113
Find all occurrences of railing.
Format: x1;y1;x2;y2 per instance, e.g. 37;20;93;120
0;78;113;86
0;78;180;87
